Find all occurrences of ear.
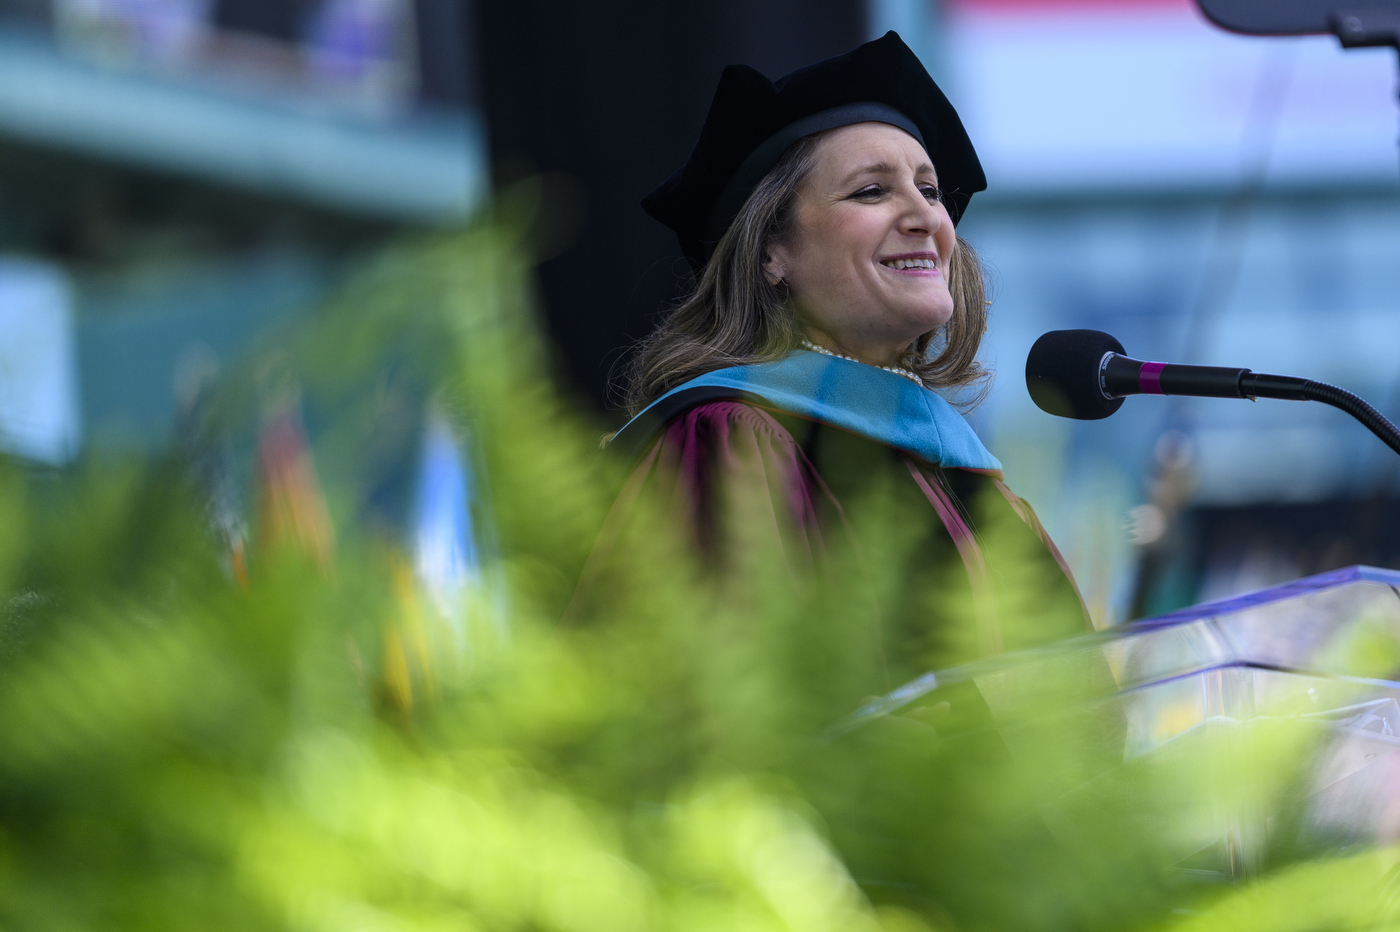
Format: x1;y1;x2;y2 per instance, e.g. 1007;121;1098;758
762;244;790;287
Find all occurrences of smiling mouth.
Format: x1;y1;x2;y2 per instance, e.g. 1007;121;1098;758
880;257;938;271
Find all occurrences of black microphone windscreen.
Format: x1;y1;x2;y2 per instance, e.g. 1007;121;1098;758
1025;329;1127;420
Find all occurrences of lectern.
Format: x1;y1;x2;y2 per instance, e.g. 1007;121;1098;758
843;565;1400;878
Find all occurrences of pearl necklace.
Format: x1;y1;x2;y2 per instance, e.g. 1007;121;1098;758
799;340;924;387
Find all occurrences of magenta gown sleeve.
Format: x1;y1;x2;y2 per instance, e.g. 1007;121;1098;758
565;402;839;622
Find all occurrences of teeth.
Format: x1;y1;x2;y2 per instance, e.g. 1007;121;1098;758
883;258;937;270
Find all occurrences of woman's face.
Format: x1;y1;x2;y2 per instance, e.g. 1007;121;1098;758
765;122;956;366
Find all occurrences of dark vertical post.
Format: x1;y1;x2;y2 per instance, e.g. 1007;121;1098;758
212;0;316;40
474;0;867;416
414;0;479;108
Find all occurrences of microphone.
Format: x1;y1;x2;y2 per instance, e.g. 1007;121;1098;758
1025;329;1400;455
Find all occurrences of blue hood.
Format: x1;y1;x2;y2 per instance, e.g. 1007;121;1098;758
613;350;1001;472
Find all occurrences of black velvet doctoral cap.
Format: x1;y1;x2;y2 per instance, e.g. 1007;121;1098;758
642;31;987;271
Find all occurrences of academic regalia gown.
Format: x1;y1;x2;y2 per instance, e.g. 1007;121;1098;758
580;350;1093;695
572;352;1124;918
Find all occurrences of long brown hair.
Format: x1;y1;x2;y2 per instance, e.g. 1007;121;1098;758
623;133;990;416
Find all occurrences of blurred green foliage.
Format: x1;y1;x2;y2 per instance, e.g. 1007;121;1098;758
1;199;1398;930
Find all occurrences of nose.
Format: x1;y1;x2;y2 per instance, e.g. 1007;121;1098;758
897;184;944;238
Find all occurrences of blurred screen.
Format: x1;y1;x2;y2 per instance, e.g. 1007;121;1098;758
0;257;80;464
945;0;1398;192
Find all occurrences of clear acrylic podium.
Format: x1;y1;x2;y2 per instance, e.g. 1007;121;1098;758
843;565;1400;878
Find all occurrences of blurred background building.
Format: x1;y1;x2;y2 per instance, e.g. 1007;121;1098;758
2;0;1397;624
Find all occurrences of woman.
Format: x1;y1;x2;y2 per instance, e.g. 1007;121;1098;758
582;32;1090;687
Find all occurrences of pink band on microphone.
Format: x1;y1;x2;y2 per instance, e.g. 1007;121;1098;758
1139;361;1167;395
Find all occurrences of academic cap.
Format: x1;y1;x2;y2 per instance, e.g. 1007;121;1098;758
642;31;987;271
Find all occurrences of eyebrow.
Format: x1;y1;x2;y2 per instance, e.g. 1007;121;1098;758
840;159;938;185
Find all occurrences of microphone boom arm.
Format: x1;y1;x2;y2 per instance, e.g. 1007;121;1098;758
1288;381;1400;457
1098;352;1400;457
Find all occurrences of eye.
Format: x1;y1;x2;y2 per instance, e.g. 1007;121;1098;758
920;184;943;202
850;184;885;200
